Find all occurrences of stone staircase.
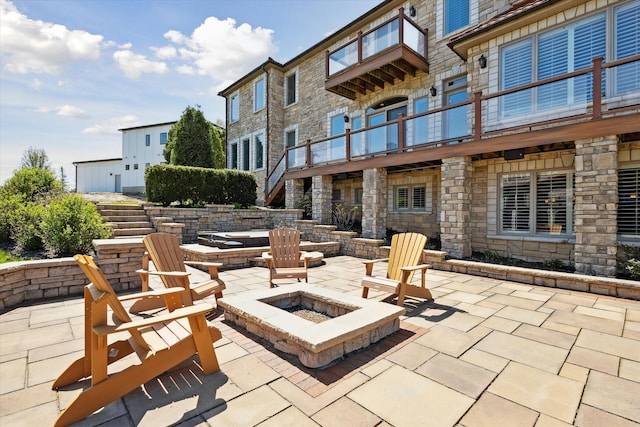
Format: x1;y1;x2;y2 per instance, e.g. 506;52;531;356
97;203;155;239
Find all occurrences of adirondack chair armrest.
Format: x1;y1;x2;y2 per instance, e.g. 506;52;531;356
118;287;186;302
184;261;223;279
136;269;191;278
262;252;274;267
400;263;432;287
362;258;389;276
93;303;213;336
299;251;311;268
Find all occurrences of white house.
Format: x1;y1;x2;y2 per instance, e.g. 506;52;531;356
74;121;175;194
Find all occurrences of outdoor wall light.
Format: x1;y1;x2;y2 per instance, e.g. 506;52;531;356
409;6;416;17
479;54;487;69
343;114;350;123
429;86;437;96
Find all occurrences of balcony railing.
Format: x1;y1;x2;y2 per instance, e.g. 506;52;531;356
325;8;429;100
266;55;640;198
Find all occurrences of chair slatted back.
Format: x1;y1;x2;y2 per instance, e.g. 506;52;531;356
269;228;301;268
143;233;188;289
386;232;427;283
74;254;148;349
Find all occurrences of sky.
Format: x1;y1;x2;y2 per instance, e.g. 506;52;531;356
0;0;381;187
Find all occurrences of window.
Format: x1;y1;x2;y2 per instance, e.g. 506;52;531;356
145;134;150;146
230;142;238;169
395;185;426;211
242;138;250;170
230;93;239;122
254;133;264;170
254;77;265;111
412;97;428;146
285;129;296;148
618;168;640;236
134;164;139;170
500;171;573;235
285;70;297;106
160;132;167;145
614;2;640;95
125;164;130;171
145;163;150;168
354;188;363;205
501;12;608;116
332;189;342;201
445;0;469;34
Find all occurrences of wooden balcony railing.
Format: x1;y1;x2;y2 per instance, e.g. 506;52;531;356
265;55;640;201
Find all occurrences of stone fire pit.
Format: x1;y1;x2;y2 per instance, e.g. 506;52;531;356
218;285;405;368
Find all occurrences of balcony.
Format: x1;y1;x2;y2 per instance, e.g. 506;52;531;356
325;7;429;100
266;55;640;205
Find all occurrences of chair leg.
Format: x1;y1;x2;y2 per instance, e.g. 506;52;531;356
362;286;369;299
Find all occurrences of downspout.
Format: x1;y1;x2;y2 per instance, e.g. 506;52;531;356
262;64;270;200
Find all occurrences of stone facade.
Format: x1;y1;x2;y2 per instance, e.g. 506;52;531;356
574;136;619;276
219;0;640;277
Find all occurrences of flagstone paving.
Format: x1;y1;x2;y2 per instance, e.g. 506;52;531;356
1;255;640;426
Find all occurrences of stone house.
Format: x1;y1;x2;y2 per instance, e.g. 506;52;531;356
218;0;640;277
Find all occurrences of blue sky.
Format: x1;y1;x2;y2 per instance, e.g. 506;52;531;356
0;0;380;186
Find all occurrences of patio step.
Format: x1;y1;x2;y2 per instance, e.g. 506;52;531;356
97;203;156;239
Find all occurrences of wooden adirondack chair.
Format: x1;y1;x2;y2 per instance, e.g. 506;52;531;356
133;232;226;312
262;228;310;288
361;232;433;306
53;255;222;427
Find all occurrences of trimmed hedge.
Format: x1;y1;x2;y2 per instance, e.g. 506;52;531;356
145;165;257;207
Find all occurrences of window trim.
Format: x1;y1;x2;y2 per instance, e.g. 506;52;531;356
284;68;298;107
230;92;240;123
254;76;266;112
253;131;265;171
145;134;150;147
394;185;427;211
498;170;574;236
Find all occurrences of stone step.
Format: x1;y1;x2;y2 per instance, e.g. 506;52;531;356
99;209;146;217
112;227;155;237
108;221;153;229
102;214;149;222
97;203;144;211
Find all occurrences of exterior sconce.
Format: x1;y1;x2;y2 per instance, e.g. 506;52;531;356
429;86;437;96
479;54;487;69
343;114;350;123
409;6;416;17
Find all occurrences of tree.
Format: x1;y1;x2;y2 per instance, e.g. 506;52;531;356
59;166;68;190
210;122;226;169
2;167;64;202
167;106;214;168
20;146;52;171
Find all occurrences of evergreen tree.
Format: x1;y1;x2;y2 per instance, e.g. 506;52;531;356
210;121;226;169
167;106;214;168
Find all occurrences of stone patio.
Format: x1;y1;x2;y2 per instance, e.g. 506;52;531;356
1;255;639;426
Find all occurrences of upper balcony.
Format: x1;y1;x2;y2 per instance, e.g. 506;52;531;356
325;7;429;100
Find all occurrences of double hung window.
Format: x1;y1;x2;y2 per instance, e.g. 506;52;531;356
500;171;573;235
254;78;265;111
285;70;297;106
230;93;239;123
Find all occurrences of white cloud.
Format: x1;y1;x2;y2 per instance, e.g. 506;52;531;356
151;45;177;60
113;50;169;79
0;0;104;74
82;114;141;135
160;16;277;81
33;104;89;119
176;64;196;75
31;78;43;90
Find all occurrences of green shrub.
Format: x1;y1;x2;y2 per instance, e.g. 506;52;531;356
145;165;256;207
332;204;358;231
0;190;23;242
40;195;112;256
2;167;64;202
618;244;640;279
10;202;46;252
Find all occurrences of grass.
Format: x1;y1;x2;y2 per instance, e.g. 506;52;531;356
0;248;22;264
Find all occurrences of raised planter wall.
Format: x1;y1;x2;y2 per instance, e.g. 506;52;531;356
2;210;639;312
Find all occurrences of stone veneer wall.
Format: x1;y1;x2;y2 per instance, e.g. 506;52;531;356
440;157;473;259
574;136;619;276
312;175;333;224
362;168;387;239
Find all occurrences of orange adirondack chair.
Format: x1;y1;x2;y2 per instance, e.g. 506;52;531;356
361;232;433;306
52;255;222;427
133;232;226;311
262;228;310;288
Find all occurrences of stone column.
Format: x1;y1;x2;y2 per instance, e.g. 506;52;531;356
362;168;387;239
440;156;473;259
285;178;305;210
574;135;618;277
312;175;332;224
